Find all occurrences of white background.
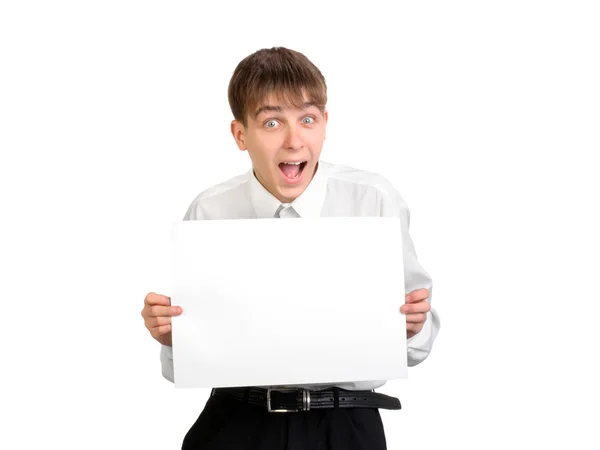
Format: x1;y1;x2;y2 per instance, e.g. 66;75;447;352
1;1;598;449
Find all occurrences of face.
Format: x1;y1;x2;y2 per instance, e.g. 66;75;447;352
230;93;328;203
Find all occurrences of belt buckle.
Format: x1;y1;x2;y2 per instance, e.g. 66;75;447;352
266;388;310;413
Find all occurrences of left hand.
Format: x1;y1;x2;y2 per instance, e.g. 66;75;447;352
401;288;431;338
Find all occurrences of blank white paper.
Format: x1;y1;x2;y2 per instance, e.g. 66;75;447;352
170;217;407;388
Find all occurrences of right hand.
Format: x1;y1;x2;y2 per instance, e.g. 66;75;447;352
141;292;183;346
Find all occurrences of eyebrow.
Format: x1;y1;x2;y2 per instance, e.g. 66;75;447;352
254;102;317;118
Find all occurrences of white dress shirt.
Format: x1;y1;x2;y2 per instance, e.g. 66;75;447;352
161;160;440;391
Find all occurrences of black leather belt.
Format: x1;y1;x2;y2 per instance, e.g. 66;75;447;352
211;387;401;412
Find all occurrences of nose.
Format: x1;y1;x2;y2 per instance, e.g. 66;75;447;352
283;124;304;150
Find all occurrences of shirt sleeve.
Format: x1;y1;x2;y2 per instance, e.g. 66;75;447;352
160;344;175;382
379;180;441;366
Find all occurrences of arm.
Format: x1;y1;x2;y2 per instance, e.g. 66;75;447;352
380;182;441;366
158;205;198;383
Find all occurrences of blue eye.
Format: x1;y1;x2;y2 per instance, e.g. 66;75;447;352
302;117;315;124
265;120;278;128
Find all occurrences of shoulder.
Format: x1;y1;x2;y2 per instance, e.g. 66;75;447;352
183;170;251;220
322;161;408;212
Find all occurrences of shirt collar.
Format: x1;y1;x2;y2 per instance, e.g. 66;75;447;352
248;161;329;218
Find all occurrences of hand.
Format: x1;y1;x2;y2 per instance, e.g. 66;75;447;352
141;292;183;346
400;288;431;339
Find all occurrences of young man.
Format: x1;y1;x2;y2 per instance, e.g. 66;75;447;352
141;47;440;449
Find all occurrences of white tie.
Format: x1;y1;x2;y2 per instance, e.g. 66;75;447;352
276;204;300;218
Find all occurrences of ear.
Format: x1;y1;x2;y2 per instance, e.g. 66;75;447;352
323;109;328;140
230;120;247;151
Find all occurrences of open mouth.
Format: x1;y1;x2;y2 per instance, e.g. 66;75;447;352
278;161;307;180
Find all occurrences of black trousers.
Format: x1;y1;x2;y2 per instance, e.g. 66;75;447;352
182;393;388;450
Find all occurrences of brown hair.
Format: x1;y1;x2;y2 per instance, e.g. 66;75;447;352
228;47;327;127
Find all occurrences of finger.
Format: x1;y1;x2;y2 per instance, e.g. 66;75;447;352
145;316;172;329
150;324;171;338
407;322;424;335
405;313;427;323
145;305;182;318
400;301;431;314
154;316;172;327
405;288;429;303
144;292;171;307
